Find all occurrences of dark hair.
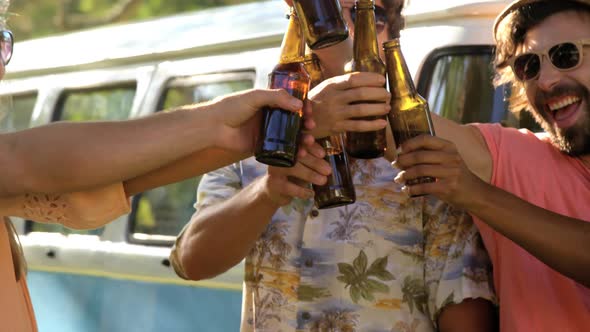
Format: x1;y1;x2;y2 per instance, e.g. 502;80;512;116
382;0;405;39
494;1;590;113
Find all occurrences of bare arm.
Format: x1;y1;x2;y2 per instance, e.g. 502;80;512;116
465;179;590;287
438;298;497;332
123;148;249;197
0;89;303;197
395;135;590;287
174;148;332;280
430;113;492;181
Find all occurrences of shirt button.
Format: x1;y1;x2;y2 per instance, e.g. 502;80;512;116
301;312;311;320
310;210;319;218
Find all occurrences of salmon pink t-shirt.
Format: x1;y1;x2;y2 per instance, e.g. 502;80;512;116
474;123;590;331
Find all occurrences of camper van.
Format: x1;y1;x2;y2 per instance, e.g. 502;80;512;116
0;0;534;331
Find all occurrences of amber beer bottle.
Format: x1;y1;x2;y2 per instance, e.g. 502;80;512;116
344;0;387;159
384;38;436;188
293;0;349;50
255;12;311;167
304;52;356;209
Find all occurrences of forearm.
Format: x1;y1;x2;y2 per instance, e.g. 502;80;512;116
466;180;590;287
0;105;219;196
124;148;249;197
177;177;281;280
313;37;352;78
438;298;497;332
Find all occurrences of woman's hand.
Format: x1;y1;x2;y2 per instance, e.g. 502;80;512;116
307;72;389;138
200;88;315;154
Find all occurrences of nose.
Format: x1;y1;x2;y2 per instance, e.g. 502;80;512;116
536;57;560;92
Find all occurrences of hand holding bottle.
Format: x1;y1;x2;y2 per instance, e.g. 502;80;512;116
197;88;315;154
261;142;333;207
392;135;483;208
306;72;389;139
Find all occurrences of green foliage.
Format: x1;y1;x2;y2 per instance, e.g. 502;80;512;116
401;275;428;314
8;0;264;41
336;250;395;303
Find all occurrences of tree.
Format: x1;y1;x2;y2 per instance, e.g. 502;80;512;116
8;0;262;41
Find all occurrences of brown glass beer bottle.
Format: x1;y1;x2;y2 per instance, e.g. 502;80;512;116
304;52;356;209
293;0;349;50
344;0;387;159
255;11;311;168
384;38;436;190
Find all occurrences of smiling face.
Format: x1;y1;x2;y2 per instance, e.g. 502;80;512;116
341;0;390;60
521;10;590;156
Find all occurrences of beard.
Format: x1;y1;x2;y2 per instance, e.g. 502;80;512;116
531;84;590;156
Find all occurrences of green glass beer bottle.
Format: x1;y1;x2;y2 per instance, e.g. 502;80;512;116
344;0;387;159
255;11;311;167
384;38;436;190
304;52;356;209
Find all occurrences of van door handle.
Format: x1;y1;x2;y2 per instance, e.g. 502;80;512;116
46;249;56;258
161;258;171;267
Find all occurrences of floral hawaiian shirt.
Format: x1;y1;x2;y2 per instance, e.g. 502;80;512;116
177;156;496;332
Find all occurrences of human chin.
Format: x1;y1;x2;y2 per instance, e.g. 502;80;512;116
536;98;590;156
558;107;590;156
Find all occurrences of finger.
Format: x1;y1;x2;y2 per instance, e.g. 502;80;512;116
333;118;388;133
394;150;462;170
403;179;450;198
394;165;458;184
280;180;314;200
301;133;316;147
253;89;304;112
331;72;387;91
341;87;390;104
302;141;328;160
340;101;390;119
303;117;316;131
398;134;455;154
298;152;332;177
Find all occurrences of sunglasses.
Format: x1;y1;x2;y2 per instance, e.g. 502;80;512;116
350;5;388;35
508;39;590;82
0;30;12;66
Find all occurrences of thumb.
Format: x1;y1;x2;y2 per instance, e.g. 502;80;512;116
251;89;303;113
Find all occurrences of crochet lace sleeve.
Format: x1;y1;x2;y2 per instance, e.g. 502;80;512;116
0;182;131;229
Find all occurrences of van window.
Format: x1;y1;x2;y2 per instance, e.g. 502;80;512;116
129;74;254;245
0;92;37;132
27;84;137;235
418;45;542;132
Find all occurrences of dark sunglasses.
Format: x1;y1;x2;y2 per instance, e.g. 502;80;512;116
508;39;590;81
350;5;388;34
0;30;12;66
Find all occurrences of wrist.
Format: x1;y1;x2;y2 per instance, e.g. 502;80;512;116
255;175;290;209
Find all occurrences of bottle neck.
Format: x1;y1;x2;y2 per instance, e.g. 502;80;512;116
279;13;306;64
303;53;324;88
385;41;416;98
353;2;380;61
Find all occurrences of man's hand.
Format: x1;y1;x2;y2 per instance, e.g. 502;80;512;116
260;141;332;207
307;72;389;138
393;135;485;207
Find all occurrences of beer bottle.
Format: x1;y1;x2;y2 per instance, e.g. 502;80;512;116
304;52;356;209
384;38;436;189
255;11;311;168
293;0;349;50
344;0;387;159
